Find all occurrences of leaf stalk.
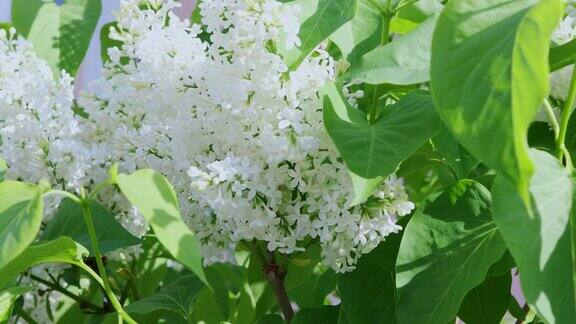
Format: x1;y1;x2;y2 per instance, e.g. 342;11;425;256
78;188;136;324
557;65;576;170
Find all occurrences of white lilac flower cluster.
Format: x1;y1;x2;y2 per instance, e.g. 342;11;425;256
0;28;92;190
78;0;414;272
0;0;414;273
551;6;576;100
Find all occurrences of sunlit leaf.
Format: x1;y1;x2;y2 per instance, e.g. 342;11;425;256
116;169;207;286
341;14;438;85
12;0;102;76
126;275;203;320
323;84;441;179
431;0;563;203
0;237;92;289
492;149;576;323
0;286;32;322
396;180;506;323
0;181;44;270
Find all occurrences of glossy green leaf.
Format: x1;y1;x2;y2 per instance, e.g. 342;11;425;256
116;169;207;285
339;218;406;324
564;113;576;163
0;181;44;270
458;272;512;324
550;38;576;72
323;84;441;179
486;250;515;278
492;149;576;323
341;14;438;85
349;173;384;206
191;288;227;324
12;0;102;76
331;0;383;66
254;314;284;324
0;237;92;289
432;125;478;179
39;198;140;255
396;141;454;203
395;0;443;23
126;275;203;320
100;22;124;64
285;244;321;290
292;305;340;324
284;0;358;69
430;0;563;203
0;286;32;322
396;180;507;324
290;268;337;308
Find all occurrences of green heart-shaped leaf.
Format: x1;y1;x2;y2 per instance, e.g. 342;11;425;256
0;237;91;289
431;0;563;203
12;0;102;76
39;198;141;255
0;181;44;270
116;169;207;286
492;149;576;323
341;14;438;85
324;84;441;179
396;180;506;324
0;286;33;321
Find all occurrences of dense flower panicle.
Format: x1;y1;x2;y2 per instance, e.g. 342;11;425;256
0;29;92;190
79;0;414;272
550;7;576;101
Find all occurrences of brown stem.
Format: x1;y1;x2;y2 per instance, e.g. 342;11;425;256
262;249;294;323
249;241;295;322
265;258;294;322
267;271;294;322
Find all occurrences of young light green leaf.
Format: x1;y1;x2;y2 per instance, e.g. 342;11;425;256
284;0;358;69
396;180;506;324
341;14;438;85
430;0;563;204
0;158;7;182
0;181;44;270
100;22;124;64
0;286;33;322
0;237;91;289
39;198;140;255
11;0;102;76
116;169;208;286
395;0;443;23
492;149;576;323
458;272;512;324
550;38;576;72
323;84;441;179
330;0;383;66
0;22;12;33
126;275;204;320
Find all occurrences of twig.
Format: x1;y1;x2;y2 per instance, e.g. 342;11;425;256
263;250;294;323
29;274;104;313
